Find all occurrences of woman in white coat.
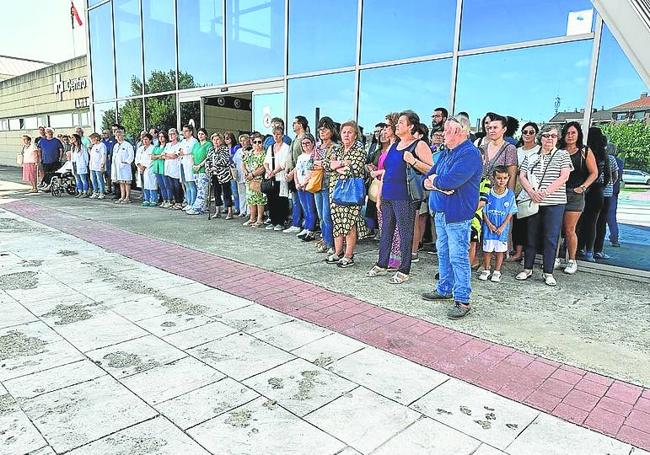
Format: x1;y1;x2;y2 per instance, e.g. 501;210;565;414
71;133;90;198
165;128;184;209
179;125;198;207
135;133;158;207
88;133;107;199
111;129;135;204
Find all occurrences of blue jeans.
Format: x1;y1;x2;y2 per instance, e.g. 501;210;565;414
231;180;240;212
607;194;619;244
75;173;89;192
185;181;197;206
314;188;333;248
291;191;304;228
435;212;471;304
525;204;565;274
155;173;171;200
90;171;105;193
143;189;159;204
298;190;317;231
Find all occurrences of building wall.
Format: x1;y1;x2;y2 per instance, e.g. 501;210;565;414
0;56;89;166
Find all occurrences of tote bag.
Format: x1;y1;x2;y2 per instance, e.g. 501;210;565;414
306;168;323;193
332;177;366;206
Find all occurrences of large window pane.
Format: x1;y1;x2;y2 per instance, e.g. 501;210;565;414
454;41;592;128
460;0;594;50
89;0;108;7
118;98;143;143
142;0;176;94
361;0;456;64
288;0;357;74
178;0;224;89
180;101;202;129
288;72;355;130
94;102;117;132
252;92;284;134
145;95;177;132
226;0;284;83
114;0;143;98
89;4;116;101
358;59;452;133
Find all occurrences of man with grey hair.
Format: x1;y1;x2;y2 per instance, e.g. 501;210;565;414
422;116;482;319
38;127;64;190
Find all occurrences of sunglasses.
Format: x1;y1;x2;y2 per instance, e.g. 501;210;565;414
522;130;536;135
253;140;262;144
541;133;558;139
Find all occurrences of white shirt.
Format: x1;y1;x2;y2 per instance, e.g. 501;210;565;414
89;142;107;172
165;142;182;179
264;143;291;197
180;137;198;181
72;145;89;174
112;141;134;182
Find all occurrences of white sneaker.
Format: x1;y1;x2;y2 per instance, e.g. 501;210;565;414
543;273;557;286
284;226;301;234
274;224;284;231
97;193;105;200
265;224;275;230
296;229;308;237
490;271;502;282
564;260;578;275
554;258;562;269
89;193;98;199
516;269;533;281
478;270;491;281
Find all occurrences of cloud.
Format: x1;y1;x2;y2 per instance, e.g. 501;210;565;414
575;58;590;68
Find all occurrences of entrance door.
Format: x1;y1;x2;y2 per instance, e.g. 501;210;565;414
252;90;285;136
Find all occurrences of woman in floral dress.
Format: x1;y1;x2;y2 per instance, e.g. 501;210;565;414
243;132;268;227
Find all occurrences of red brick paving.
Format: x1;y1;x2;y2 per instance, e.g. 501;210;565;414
4;199;650;451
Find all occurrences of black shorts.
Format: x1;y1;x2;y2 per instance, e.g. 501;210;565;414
470;226;480;243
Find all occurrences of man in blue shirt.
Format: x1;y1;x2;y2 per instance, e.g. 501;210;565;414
422;116;482;319
38;128;64;190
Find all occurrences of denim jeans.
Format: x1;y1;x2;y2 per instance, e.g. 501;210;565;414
185;181;197;206
314;188;333;248
143;189;159;204
298;190;317;231
230;180;240;212
90;171;105;193
165;176;183;203
291;190;304;228
525;204;565;274
434;212;472;304
75;173;89;192
155;173;170;200
607;195;619;244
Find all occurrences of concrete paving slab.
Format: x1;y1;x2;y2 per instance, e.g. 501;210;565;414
373;417;481;454
329;347;449;405
20;375;156;453
136;311;214;337
156;377;259;430
213;304;295;333
188;396;346;455
120;356;225;405
506;413;632;455
243;358;357;417
189;289;254;316
0;299;38;329
474;445;508;455
411;379;539;450
188;332;295;381
110;294;177;321
66;415;211;455
163;320;238;350
0;392;48;455
86;335;186;378
27;446;57;455
292;332;366;367
305;387;420;454
254;319;331;351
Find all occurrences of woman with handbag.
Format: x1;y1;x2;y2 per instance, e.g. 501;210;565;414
516;125;572;286
206;133;234;219
325;120;368;268
20;135;39;193
293;133;318;242
367;111;431;283
243;133;268;227
312;117;339;254
263;126;291;231
186;128;213;215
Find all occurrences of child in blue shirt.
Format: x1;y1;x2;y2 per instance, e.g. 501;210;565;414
480;166;518;282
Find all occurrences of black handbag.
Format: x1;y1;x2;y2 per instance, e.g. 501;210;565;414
261;146;277;194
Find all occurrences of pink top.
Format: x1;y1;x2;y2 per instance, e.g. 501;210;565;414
22;144;38;164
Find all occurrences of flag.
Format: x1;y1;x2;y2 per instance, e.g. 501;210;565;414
71;1;83;28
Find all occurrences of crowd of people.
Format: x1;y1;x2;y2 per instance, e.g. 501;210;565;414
18;109;624;319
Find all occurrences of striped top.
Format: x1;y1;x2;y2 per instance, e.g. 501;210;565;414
519;149;573;206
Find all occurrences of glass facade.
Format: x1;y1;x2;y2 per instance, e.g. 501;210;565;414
88;3;115;101
113;0;143;98
142;0;176;94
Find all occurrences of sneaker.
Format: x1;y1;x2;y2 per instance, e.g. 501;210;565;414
274;225;284;231
142;201;149;207
296;229;308;238
89;193;98;199
411;252;420;263
264;218;272;225
516;269;533;280
75;193;82;198
583;251;596;263
97;193;105;200
421;291;453;301
173;204;183;210
564;260;578;275
326;253;342;264
478;270;491;281
490;271;502;282
610;241;621;248
447;302;471;319
594;252;611;260
554;257;565;270
186;209;200;215
543;273;557;286
302;232;315;242
265;224;275;230
284;226;301;234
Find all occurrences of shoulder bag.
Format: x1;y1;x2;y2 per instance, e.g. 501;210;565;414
367;178;381;202
332;146;366;206
405;140;425;203
516;150;557;219
261;147;278;194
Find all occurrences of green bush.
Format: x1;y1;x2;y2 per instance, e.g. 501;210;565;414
601;122;650;172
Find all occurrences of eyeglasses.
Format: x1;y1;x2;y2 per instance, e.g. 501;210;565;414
541;133;558;139
522;130;536;135
253;140;262;144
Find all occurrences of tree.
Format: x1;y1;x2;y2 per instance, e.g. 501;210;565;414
601;121;650;171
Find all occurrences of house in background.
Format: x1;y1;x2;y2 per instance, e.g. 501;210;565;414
610;92;650;122
0;55;50;82
548;108;614;125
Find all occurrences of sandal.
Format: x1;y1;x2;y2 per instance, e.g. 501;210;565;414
366;265;387;277
326;253;342;264
337;256;355;268
389;271;409;284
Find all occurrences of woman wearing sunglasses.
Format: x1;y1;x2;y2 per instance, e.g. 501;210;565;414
243;133;268;227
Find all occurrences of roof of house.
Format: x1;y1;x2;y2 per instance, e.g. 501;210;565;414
548;109;613;123
0;55;51;80
611;93;650;112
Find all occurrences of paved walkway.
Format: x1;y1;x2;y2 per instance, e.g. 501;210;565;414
1;201;649;454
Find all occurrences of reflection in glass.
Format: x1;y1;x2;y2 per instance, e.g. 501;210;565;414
93;102;117;132
226;0;285;83
142;0;176;94
89;4;116;101
178;0;224;89
361;0;456;64
88;0;107;7
253;92;285;134
180;101;201;130
460;0;594;50
358;59;452;133
145;95;177;132
288;72;355;129
114;0;143;98
118;98;143;143
288;0;357;74
454;41;592;128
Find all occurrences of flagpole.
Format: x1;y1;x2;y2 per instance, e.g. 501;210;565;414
71;4;76;58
